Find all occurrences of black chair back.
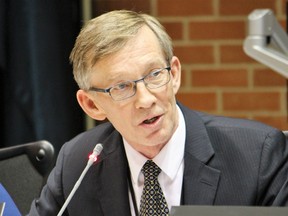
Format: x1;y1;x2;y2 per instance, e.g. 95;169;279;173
0;140;54;215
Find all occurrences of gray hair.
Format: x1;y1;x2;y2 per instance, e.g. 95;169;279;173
70;10;173;90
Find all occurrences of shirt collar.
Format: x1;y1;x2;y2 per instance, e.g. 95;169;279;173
123;105;186;185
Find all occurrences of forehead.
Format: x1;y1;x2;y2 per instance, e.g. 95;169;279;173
91;26;166;81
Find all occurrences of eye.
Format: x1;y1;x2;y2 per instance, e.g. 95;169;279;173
146;69;163;82
113;81;132;91
150;69;162;78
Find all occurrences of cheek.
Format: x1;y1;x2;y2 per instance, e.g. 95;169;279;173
104;103;131;126
164;82;178;100
106;110;134;137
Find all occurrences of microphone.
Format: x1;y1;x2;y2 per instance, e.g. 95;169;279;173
57;143;103;216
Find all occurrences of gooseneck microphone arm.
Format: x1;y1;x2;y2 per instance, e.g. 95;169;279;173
57;143;103;216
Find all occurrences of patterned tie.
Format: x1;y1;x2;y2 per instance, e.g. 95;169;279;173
139;160;169;216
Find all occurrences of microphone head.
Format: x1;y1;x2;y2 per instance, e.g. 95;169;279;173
93;143;103;156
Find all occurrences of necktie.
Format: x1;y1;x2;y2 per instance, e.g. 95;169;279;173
139;160;169;216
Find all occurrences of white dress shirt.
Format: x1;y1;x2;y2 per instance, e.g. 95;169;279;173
123;106;186;215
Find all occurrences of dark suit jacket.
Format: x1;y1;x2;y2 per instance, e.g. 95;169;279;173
28;103;288;216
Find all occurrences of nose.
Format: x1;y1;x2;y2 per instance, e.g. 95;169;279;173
134;82;157;109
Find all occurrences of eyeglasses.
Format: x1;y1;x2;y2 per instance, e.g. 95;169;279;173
89;66;171;101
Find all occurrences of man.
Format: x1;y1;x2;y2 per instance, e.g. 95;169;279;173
29;10;288;216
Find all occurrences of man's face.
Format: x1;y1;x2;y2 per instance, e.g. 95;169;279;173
82;26;181;157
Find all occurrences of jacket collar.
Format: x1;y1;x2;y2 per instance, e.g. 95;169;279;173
179;103;220;205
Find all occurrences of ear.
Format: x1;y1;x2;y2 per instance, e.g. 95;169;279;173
76;90;107;121
170;56;181;94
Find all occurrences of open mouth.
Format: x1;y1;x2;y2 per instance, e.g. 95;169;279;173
143;116;160;124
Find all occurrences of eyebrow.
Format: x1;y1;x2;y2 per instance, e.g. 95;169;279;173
106;59;167;83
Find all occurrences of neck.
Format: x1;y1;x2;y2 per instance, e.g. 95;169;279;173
136;143;166;159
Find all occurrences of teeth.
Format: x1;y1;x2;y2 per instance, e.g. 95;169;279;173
144;117;157;124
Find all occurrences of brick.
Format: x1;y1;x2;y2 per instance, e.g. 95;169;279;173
174;45;214;64
254;68;287;87
189;21;245;40
219;0;276;15
92;0;151;16
157;0;213;16
223;92;280;111
253;116;288;130
162;22;183;40
220;45;255;63
176;92;217;111
192;69;248;87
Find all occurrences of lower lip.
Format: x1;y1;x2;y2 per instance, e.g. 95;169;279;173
141;115;163;128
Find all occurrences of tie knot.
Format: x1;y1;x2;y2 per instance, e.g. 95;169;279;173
142;160;161;179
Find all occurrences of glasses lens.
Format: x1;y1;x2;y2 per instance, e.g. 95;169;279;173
108;67;170;101
110;81;135;101
145;68;170;89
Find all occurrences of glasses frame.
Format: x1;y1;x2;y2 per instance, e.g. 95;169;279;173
89;66;171;101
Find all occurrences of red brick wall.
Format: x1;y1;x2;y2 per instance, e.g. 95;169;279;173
92;0;288;130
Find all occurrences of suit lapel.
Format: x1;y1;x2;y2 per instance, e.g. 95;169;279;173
182;154;220;205
95;131;132;216
179;104;221;205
